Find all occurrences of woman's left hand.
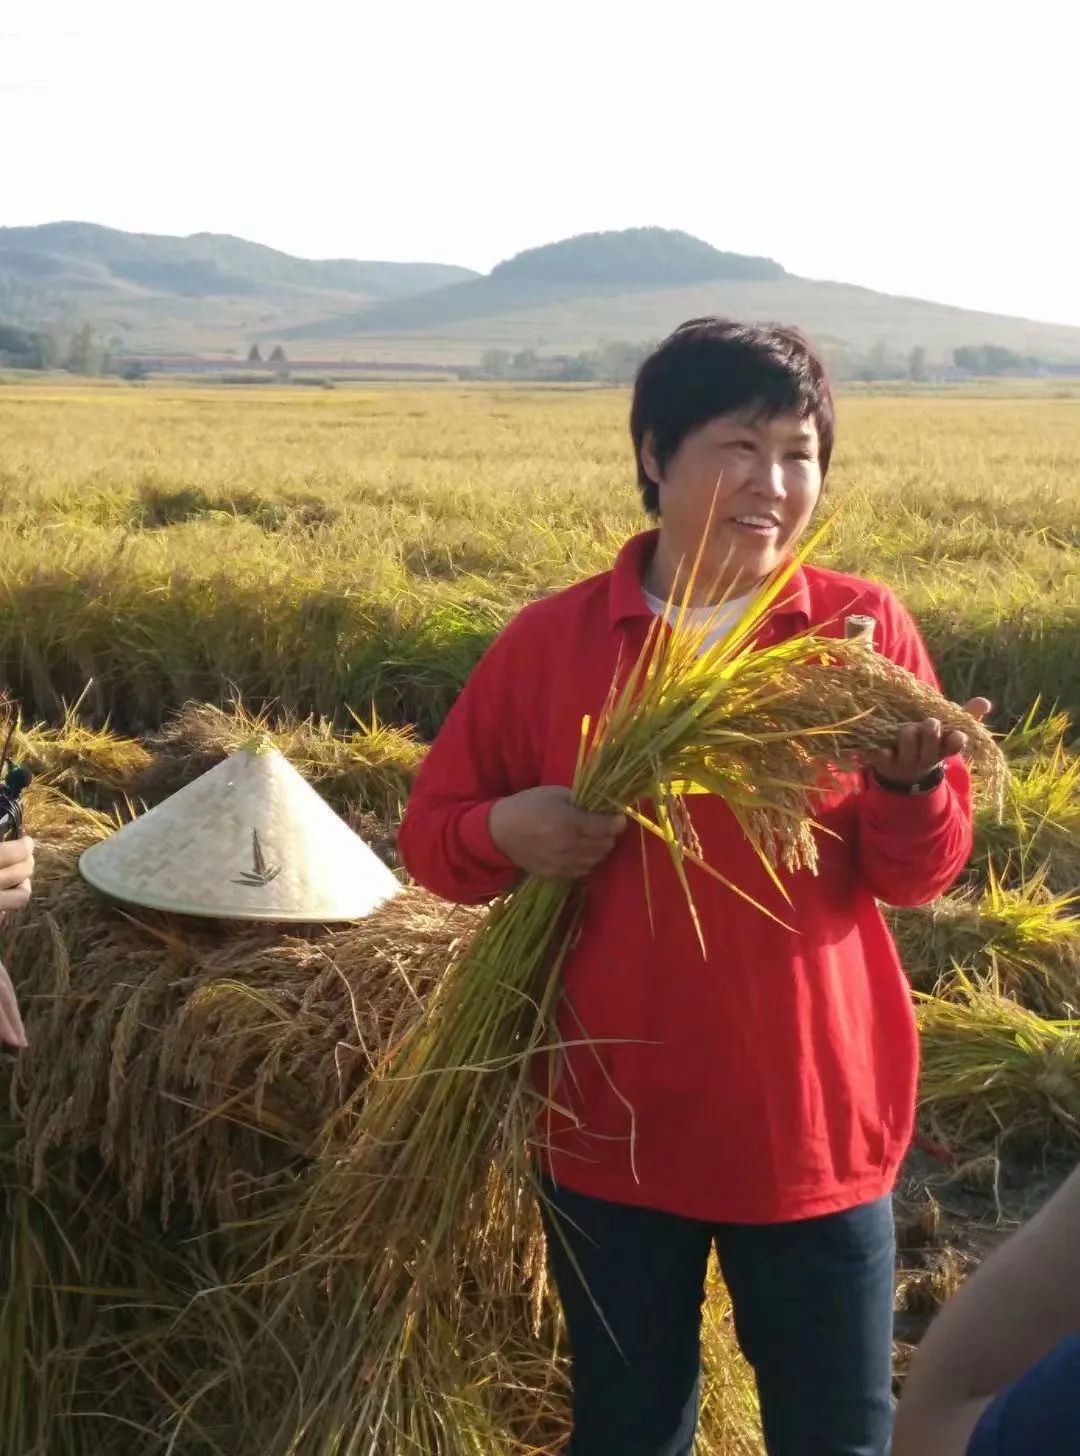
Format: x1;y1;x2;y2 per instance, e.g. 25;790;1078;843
0;836;34;912
866;698;992;787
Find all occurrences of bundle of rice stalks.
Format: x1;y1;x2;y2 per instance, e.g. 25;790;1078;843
917;975;1080;1150
3;873;472;1225
0;1172;219;1456
7;694;423;828
0;822;486;1454
270;546;1006;1453
10;700;151;801
140;699;425;821
890;863;1080;1013
2;770;767;1456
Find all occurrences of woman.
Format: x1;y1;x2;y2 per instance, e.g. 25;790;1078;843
0;834;37;1049
399;319;988;1456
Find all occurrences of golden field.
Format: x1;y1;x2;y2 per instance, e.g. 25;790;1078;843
1;380;1080;1455
1;383;1079;731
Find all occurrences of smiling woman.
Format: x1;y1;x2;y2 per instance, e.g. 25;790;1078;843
631;318;834;603
399;317;991;1456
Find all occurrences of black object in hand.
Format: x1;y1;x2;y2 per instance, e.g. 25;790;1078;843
0;762;31;842
0;717;31;842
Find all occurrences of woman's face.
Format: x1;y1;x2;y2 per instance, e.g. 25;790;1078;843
643;407;824;595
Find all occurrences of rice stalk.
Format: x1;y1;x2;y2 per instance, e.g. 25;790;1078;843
3;880;471;1227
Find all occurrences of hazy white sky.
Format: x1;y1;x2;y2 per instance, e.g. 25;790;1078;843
3;1;1078;324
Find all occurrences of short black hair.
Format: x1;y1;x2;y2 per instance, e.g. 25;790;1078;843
629;318;836;516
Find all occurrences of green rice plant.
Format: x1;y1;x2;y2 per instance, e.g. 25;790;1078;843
0;546;509;735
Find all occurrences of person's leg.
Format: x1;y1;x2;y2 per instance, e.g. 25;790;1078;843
715;1195;896;1456
540;1179;712;1456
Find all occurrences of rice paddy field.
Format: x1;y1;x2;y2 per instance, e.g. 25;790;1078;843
2;380;1080;1454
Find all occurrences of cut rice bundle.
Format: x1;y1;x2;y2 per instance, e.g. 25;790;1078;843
3;822;471;1224
0;728;768;1456
918;975;1080;1149
890;863;1080;1013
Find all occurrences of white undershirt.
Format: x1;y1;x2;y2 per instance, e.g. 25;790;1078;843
643;589;755;656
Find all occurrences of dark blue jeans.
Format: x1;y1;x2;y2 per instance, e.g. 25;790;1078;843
540;1180;896;1456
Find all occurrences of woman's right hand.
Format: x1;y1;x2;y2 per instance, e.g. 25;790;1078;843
489;786;626;879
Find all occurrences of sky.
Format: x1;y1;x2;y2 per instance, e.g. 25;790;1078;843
3;0;1079;325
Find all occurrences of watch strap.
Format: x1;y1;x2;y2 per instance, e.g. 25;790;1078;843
871;763;946;796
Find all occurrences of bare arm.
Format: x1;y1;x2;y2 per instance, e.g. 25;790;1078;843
0;836;35;1048
893;1163;1080;1456
0;957;26;1048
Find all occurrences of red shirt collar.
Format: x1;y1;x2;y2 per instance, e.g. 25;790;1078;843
608;529;813;630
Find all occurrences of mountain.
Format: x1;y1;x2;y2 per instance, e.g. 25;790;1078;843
271;227;1080;369
278;227;787;341
0;222;477;351
4;221;1080;370
489;227;785;285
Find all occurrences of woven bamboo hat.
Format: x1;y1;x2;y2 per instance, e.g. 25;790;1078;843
79;737;401;922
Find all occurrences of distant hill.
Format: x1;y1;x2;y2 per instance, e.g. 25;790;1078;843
0;222;477;351
490;227;784;285
282;228;788;342
5;221;1080;371
273;227;1080;370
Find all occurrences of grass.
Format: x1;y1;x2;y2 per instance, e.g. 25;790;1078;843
1;385;1079;729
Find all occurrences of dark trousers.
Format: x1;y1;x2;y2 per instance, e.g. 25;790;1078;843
540;1180;896;1456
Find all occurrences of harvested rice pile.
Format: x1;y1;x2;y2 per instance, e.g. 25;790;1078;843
0;677;1077;1456
0;778;761;1455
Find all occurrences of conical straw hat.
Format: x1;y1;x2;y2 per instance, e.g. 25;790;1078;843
79;738;402;922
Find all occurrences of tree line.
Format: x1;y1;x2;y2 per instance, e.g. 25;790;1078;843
0;321;134;376
3;320;1076;384
477;340;1080;384
0;324;294;379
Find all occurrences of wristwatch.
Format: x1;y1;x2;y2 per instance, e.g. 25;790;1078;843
872;764;946;796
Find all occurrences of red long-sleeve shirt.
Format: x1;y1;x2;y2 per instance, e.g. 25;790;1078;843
398;531;972;1224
